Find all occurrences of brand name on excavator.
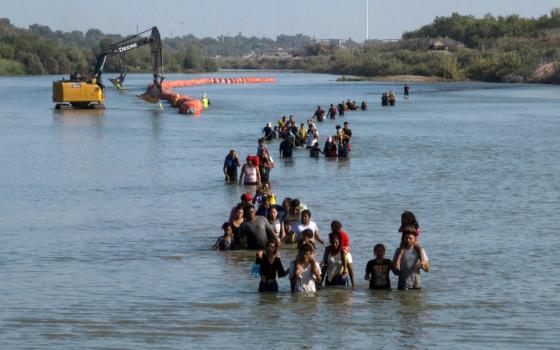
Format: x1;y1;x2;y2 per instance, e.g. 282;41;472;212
118;43;138;52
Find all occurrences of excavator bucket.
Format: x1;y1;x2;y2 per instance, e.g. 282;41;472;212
137;83;161;104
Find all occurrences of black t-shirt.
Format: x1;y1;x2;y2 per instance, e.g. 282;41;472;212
256;255;286;280
230;222;243;248
366;259;392;289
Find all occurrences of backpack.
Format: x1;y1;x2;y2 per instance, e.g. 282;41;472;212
225;156;235;168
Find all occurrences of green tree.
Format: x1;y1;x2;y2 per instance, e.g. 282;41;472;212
182;45;203;69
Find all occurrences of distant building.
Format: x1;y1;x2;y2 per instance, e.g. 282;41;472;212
429;40;446;51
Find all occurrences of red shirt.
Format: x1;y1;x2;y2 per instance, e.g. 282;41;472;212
338;230;350;251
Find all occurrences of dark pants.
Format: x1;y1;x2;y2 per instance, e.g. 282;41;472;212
325;275;348;287
226;167;237;181
261;167;271;184
258;280;279;292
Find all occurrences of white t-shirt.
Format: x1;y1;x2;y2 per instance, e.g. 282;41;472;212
269;218;283;239
306;132;318;148
325;251;353;282
295;220;319;241
289;261;320;292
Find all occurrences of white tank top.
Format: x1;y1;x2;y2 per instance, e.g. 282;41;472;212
244;165;257;183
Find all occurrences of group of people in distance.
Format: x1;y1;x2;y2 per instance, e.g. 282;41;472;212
260;114;353;160
313;99;368;122
381;84;411;106
214;204;429;292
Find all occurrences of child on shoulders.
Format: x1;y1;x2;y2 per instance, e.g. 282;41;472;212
297;228;316;252
289;243;322;293
394;211;424;269
330;220;350;253
393;228;430;290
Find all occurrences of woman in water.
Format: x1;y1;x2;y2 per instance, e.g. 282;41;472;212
239;156;261;186
255;240;288;292
229;205;245;249
223;149;240;182
323;136;338;158
257;138;274;185
289;243;322;293
321;234;355;288
267;206;286;243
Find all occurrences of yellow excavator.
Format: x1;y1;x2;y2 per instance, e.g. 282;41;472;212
52;27;164;109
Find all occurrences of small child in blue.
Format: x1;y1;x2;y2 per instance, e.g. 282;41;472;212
212;222;234;250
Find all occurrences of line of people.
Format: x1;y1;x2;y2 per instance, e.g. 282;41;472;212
276;119;352;159
223;119;353;187
313;100;368;122
217;95;428;293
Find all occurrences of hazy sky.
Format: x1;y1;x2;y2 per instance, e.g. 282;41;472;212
2;0;559;41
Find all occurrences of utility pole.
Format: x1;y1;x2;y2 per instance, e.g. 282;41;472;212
366;0;369;41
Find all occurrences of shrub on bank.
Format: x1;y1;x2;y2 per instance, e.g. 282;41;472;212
0;58;25;75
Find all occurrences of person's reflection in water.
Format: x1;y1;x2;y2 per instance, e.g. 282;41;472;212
395;290;427;347
322;288;353;311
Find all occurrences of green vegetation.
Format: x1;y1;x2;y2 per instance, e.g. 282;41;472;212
308;9;560;83
1;9;560;83
0;18;310;75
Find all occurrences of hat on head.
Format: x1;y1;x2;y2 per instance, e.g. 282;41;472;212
241;192;252;201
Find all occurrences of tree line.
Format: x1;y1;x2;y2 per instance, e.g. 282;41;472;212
2;9;560;83
0;18;312;75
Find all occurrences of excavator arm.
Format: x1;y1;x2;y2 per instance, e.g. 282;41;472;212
52;26;164;109
87;26;164;103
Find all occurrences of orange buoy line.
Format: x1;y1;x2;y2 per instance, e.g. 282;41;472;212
156;77;277;116
159;88;203;115
162;77;277;89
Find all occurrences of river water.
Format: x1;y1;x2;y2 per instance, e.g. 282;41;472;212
1;73;559;349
